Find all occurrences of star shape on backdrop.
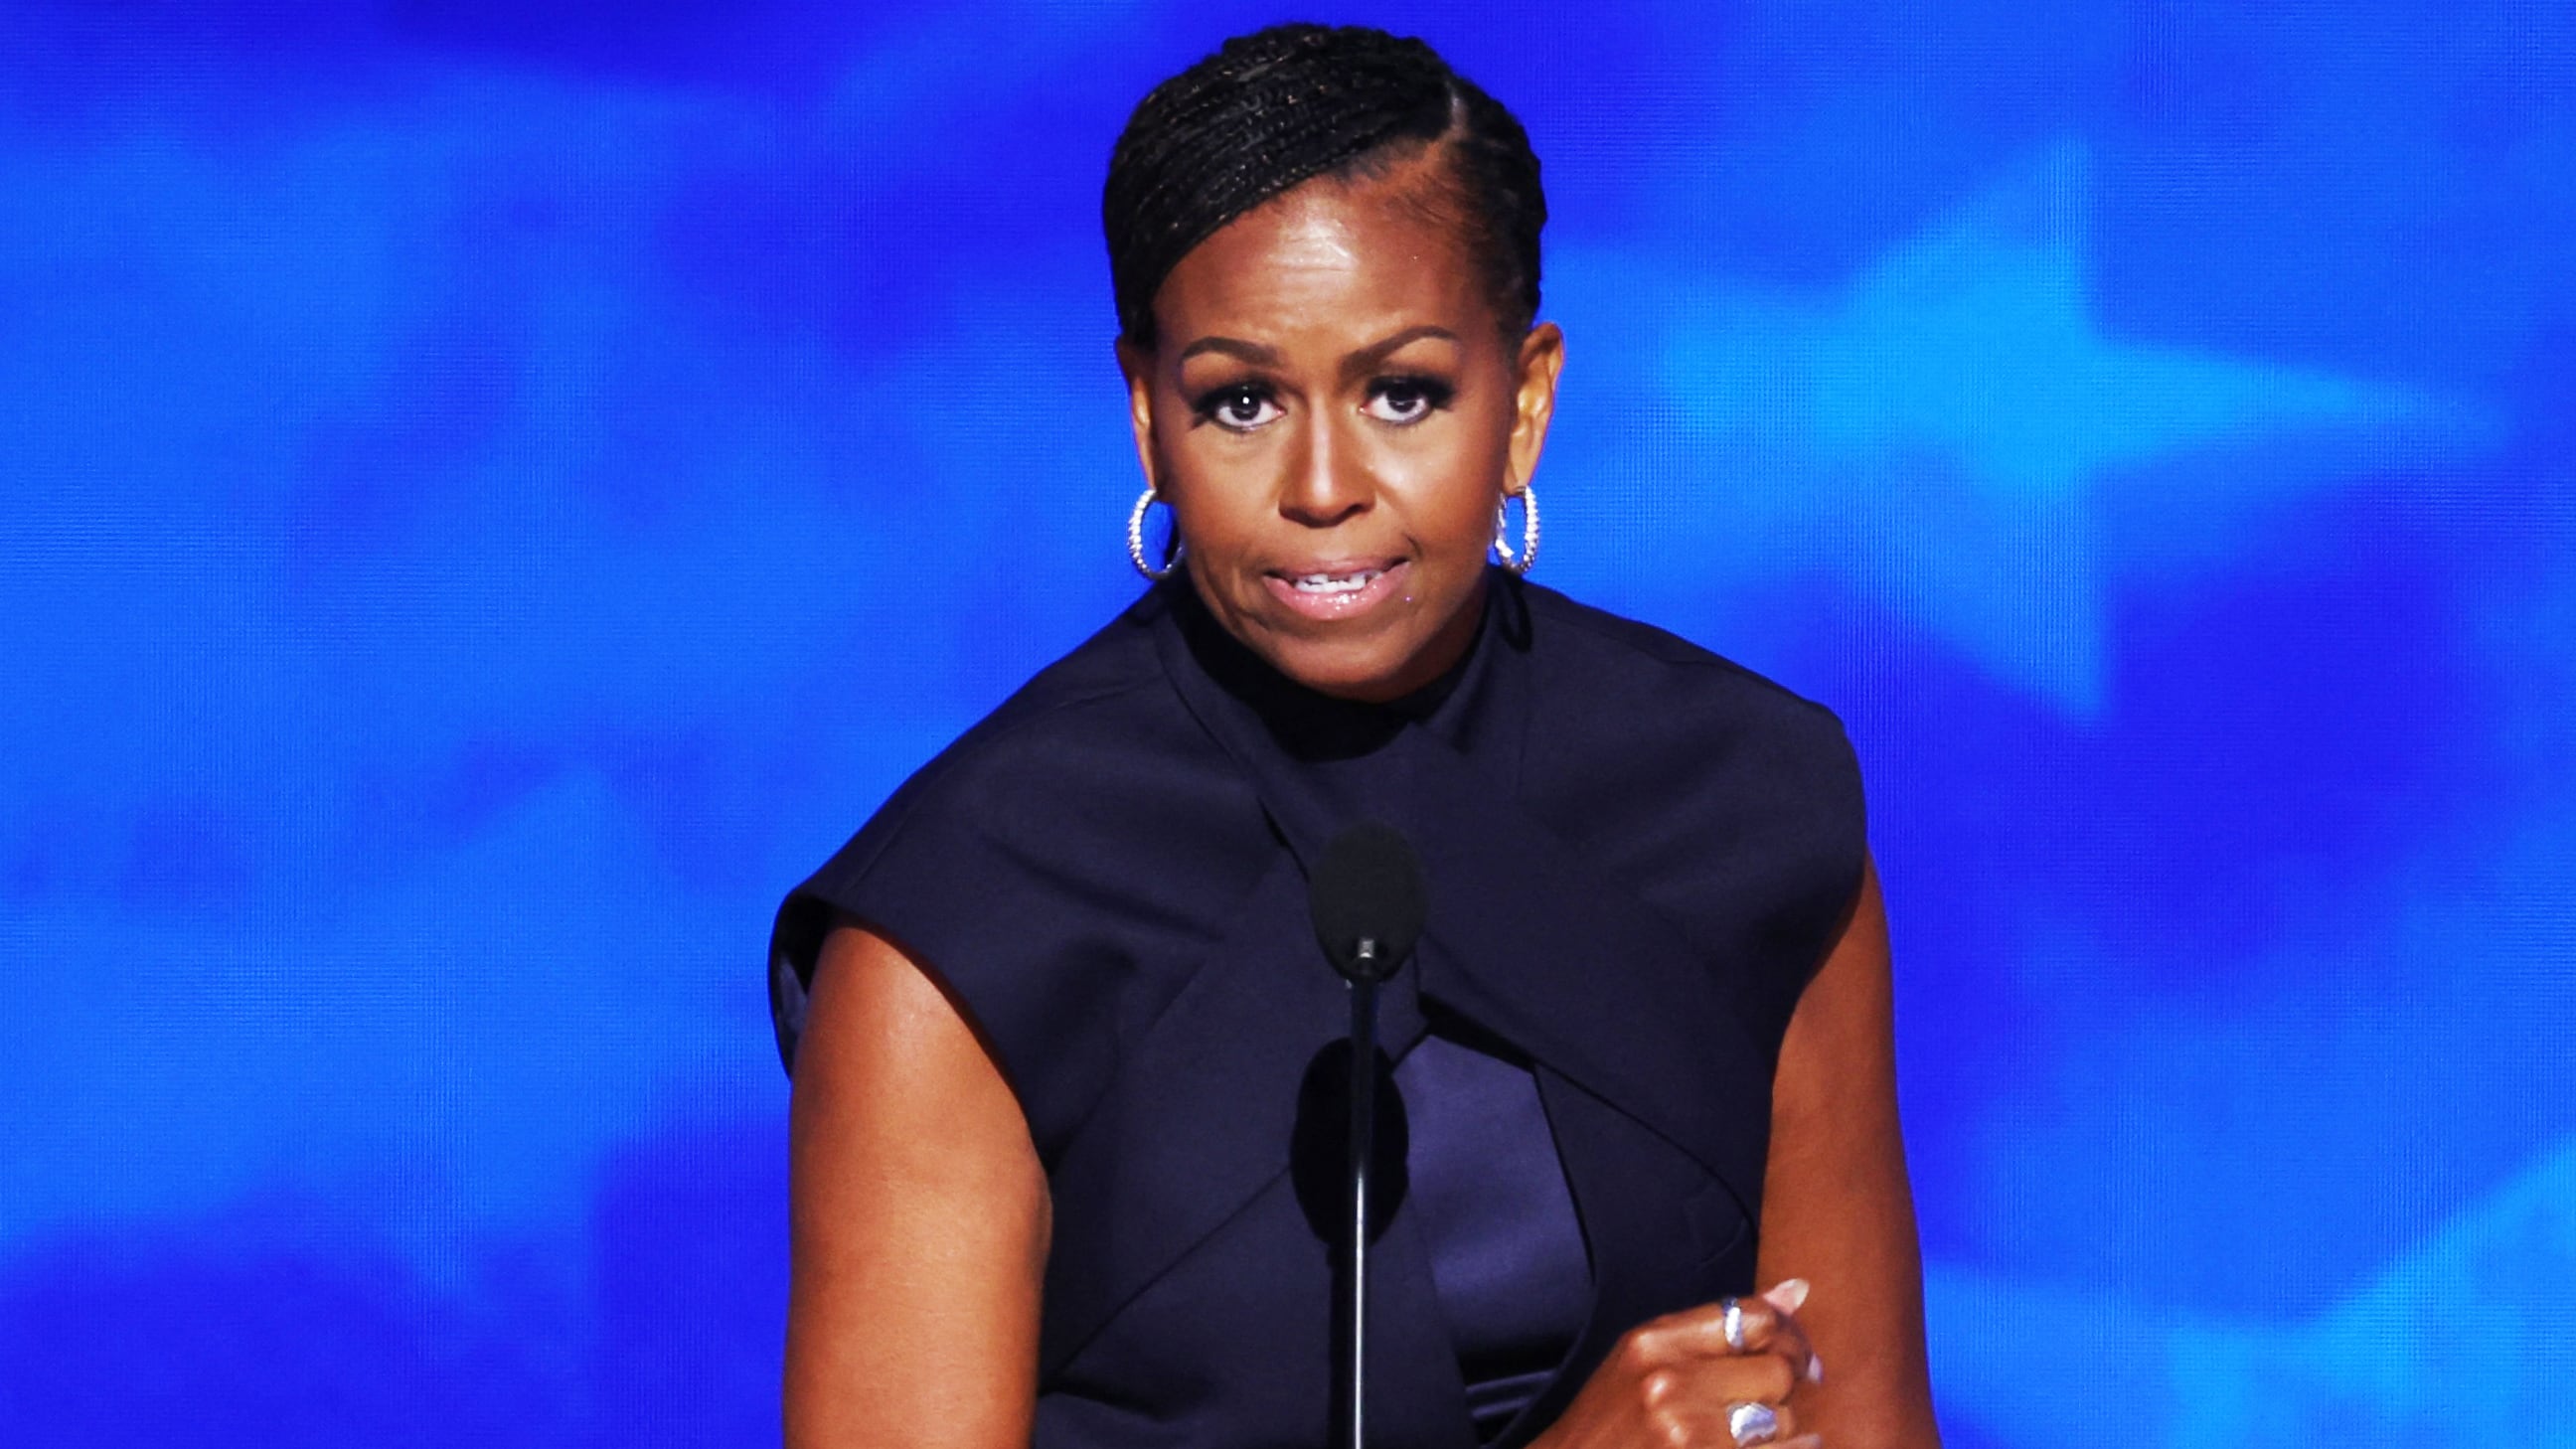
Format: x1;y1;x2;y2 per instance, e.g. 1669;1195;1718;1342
1557;140;2494;717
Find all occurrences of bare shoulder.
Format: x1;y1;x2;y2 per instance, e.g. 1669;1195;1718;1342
797;919;1035;1111
785;917;1050;1449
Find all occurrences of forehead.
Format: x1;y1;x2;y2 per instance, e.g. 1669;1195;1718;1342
1152;167;1494;350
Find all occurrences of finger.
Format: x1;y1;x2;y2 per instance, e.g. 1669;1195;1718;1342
1737;1399;1798;1443
1649;1292;1819;1384
1679;1398;1798;1446
1753;1281;1824;1385
1641;1350;1798;1407
1630;1304;1796;1368
1762;1278;1811;1317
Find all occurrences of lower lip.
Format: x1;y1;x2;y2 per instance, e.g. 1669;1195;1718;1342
1263;561;1409;621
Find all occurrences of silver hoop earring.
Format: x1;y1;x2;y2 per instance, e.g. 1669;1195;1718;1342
1128;486;1184;581
1493;483;1540;575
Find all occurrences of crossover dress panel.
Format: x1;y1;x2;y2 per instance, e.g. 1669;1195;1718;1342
770;571;1865;1449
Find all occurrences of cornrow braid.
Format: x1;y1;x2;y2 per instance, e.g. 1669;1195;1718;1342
1103;23;1545;348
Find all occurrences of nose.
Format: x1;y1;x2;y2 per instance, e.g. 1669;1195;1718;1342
1278;408;1369;529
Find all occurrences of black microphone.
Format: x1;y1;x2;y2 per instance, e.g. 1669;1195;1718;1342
1307;821;1426;1449
1309;820;1427;983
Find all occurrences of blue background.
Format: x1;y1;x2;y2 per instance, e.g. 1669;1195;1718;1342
4;2;2571;1443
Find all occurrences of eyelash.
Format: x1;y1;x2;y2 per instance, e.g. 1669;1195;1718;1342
1371;375;1456;421
1186;382;1271;430
1187;375;1457;432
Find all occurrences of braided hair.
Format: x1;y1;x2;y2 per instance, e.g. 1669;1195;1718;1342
1103;23;1545;349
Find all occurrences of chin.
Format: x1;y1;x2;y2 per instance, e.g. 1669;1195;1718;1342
1261;633;1420;702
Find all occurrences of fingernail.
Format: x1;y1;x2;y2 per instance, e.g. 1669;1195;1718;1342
1807;1351;1826;1384
1763;1277;1810;1314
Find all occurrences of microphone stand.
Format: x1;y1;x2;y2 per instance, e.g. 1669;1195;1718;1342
1307;823;1423;1449
1341;937;1381;1449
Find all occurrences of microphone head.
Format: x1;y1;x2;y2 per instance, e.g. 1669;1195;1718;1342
1307;821;1428;983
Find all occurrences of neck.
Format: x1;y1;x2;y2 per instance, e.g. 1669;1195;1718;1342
1163;572;1499;759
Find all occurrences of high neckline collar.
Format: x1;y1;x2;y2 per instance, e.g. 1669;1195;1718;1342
1157;569;1523;766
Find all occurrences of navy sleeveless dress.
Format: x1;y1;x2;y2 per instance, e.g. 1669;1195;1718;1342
770;571;1864;1449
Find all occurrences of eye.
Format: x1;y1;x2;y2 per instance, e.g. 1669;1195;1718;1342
1366;375;1455;425
1191;383;1283;432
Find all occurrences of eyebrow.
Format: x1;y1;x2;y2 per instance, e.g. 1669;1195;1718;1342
1173;324;1460;375
1344;325;1459;378
1175;335;1280;366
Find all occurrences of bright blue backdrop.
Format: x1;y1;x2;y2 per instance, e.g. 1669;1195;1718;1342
4;2;2570;1443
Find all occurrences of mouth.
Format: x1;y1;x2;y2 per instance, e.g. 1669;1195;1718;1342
1261;559;1409;621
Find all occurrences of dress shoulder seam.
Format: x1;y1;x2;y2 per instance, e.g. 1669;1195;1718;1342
820;670;1175;893
1525;588;1845;725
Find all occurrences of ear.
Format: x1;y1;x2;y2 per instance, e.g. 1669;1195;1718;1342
1506;322;1564;496
1115;336;1162;494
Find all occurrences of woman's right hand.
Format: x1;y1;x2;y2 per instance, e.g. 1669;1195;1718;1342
1531;1280;1824;1449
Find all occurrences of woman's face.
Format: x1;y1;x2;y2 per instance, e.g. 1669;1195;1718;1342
1118;160;1563;703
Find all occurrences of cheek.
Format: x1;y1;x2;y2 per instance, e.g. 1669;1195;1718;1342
1379;424;1512;547
1153;434;1274;566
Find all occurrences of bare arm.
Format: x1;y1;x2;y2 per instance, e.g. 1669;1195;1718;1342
1755;855;1942;1444
783;918;1049;1449
1530;857;1937;1449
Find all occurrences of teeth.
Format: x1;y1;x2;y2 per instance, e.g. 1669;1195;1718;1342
1289;569;1381;594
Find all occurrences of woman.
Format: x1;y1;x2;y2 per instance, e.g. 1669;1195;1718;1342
770;23;1940;1449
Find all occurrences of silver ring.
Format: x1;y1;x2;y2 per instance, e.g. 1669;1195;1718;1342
1727;1400;1781;1447
1719;1296;1746;1352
